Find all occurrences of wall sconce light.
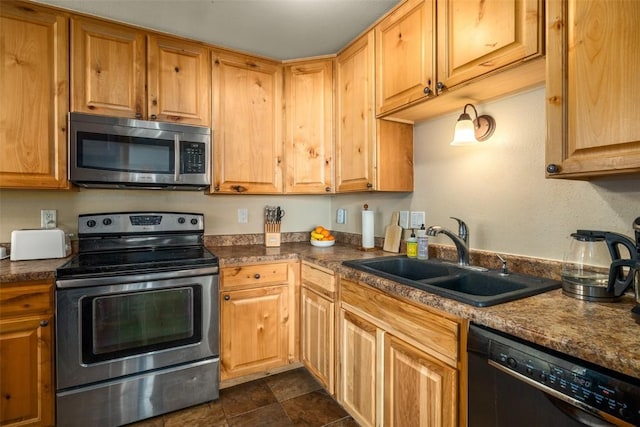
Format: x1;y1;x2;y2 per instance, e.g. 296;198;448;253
450;103;496;146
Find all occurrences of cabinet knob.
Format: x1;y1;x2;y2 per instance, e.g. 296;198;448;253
325;186;331;192
436;81;446;92
150;114;157;120
254;273;261;279
40;320;49;327
423;86;432;95
214;185;220;191
135;112;142;119
224;295;230;301
366;182;373;189
231;185;247;192
546;164;560;173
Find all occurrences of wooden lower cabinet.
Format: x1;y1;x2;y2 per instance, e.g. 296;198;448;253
0;280;54;427
338;278;465;427
219;261;299;382
384;334;457;427
338;309;378;427
300;261;336;394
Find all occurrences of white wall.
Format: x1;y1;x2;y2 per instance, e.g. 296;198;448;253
2;87;639;262
331;86;640;261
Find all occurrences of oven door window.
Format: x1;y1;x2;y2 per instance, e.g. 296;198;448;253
81;286;202;363
77;131;175;174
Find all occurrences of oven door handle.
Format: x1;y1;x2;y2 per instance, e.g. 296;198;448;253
487;360;624;427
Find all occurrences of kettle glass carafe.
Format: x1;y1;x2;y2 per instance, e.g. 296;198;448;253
561;230;637;302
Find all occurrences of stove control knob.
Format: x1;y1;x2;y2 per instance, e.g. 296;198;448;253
507;357;518;369
103;218;112;226
87;220;97;228
178;217;186;224
191;218;198;225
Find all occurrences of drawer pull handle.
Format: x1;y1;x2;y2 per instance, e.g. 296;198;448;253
254;273;261;279
40;320;49;327
224;295;230;301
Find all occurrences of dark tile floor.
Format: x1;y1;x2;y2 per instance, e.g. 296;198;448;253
129;368;359;427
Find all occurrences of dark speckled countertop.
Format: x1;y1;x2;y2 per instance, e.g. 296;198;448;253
2;241;638;380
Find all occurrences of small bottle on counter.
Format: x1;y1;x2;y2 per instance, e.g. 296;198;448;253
406;229;417;258
417;224;428;260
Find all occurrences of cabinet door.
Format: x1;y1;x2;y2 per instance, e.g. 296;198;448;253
71;16;145;119
384;334;457;427
211;50;283;194
0;1;68;189
147;35;211;126
301;287;334;393
0;315;54;427
220;285;289;380
546;0;640;178
284;59;333;194
437;0;543;90
335;32;375;192
338;309;377;427
375;0;435;115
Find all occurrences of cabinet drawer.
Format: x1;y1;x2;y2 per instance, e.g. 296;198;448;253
221;263;289;289
301;262;335;296
341;278;460;367
0;281;53;319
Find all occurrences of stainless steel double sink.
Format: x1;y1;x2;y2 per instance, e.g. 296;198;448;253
342;256;561;307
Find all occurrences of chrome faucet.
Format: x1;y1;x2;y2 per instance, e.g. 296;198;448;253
426;217;470;266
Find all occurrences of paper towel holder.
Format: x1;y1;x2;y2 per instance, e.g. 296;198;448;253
360;204;378;252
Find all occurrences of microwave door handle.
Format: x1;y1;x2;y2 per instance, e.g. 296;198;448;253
174;135;181;182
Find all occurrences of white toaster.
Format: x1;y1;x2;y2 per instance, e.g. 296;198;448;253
10;228;71;261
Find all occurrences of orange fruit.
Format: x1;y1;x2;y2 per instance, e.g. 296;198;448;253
321;229;330;237
314;226;324;233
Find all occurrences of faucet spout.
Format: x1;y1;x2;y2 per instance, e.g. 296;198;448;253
426;220;470;266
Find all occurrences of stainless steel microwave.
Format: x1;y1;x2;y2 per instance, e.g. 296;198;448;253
68;113;211;190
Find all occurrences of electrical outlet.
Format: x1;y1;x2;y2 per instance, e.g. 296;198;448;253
336;208;347;224
237;208;248;224
399;211;410;229
41;209;57;229
410;211;425;229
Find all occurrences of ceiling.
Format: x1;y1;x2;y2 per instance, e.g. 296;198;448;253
35;0;401;60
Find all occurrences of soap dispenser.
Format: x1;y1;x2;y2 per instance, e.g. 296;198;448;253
406;229;417;258
417;224;428;259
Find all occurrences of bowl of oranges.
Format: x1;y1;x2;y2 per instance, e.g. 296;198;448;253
310;226;335;247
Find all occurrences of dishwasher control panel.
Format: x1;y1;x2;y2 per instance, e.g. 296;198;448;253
488;339;640;426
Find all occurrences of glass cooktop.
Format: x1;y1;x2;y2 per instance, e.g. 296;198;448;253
56;246;218;279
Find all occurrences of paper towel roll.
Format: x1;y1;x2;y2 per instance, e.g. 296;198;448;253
362;209;375;248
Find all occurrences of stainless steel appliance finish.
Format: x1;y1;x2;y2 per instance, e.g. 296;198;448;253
68;112;211;190
55;212;219;427
468;324;640;427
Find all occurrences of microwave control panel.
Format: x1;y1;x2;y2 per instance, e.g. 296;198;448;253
181;142;206;174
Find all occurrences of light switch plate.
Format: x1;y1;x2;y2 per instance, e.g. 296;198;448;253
399;211;410;229
410;211;425;229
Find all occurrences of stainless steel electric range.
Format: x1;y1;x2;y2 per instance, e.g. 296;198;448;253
55;212;219;427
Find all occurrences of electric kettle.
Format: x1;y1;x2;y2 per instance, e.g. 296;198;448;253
561;229;638;302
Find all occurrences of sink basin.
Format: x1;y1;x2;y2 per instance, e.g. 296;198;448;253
342;256;561;307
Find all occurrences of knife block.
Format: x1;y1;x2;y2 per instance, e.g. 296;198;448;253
264;224;281;247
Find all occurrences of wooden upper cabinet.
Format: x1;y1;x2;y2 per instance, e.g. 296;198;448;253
284;59;334;194
375;0;435;116
211;50;283;194
71;17;146;119
546;0;640;178
0;1;69;189
147;35;211;125
71;17;211;126
337;31;413;193
437;0;543;90
336;32;376;192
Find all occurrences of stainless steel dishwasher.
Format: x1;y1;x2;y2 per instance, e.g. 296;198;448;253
467;324;640;427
